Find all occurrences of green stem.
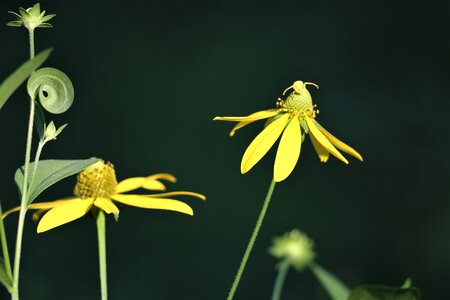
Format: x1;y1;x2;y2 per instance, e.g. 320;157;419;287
96;211;108;300
271;261;290;300
11;28;36;300
227;179;277;300
11;101;35;300
29;140;46;190
29;29;35;59
0;199;13;281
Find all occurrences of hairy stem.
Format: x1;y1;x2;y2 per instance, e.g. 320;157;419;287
227;179;276;300
96;211;108;300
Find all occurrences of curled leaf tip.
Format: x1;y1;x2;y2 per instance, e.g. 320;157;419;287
27;67;74;114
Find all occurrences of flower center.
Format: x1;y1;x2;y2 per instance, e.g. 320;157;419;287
277;81;320;118
74;160;118;199
276;90;318;118
285;89;313;112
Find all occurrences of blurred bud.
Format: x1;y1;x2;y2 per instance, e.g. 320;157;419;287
269;229;315;271
7;3;56;30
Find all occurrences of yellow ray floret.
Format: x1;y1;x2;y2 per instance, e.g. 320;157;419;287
4;160;205;233
214;80;363;182
111;195;194;216
305;117;348;164
37;199;93;233
274;117;302;182
241;114;290;174
214;109;281;137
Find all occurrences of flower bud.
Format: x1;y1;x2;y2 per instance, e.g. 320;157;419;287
7;3;56;30
269;229;316;270
44;121;67;141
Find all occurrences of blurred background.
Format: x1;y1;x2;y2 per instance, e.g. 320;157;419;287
0;0;449;299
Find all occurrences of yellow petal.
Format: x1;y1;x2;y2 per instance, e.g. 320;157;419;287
315;121;363;161
227;110;282;137
229;120;256;137
94;198;120;214
2;198;78;219
241;114;290;174
142;180;167;191
305;117;348;164
309;133;330;163
274;117;302;182
143;191;206;201
213;109;280;122
146;173;177;183
111;194;193;216
37;198;94;233
116;177;146;193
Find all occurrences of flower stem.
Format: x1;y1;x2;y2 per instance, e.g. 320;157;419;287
271;261;290;300
29;140;46;190
96;211;108;300
11;100;35;300
227;179;276;300
11;28;36;300
29;29;35;59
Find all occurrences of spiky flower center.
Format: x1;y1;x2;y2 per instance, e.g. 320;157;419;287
277;90;318;118
74;161;118;199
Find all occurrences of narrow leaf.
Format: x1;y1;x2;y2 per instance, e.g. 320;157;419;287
0;48;52;110
0;258;13;291
401;278;412;289
15;158;100;205
348;285;421;300
34;102;46;140
309;263;350;300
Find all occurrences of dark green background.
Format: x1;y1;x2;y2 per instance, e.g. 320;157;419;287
0;0;449;299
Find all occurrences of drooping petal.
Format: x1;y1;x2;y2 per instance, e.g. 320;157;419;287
117;174;177;193
315;121;363;161
213;109;280;122
227;111;283;137
111;194;193;216
142;180;167;191
274;117;302;182
241;114;291;174
2;198;78;219
94;198;120;214
305;117;348;164
37;198;94;233
146;173;177;183
229;120;257;137
142;191;206;201
116;177;146;193
143;173;177;191
309;134;330;163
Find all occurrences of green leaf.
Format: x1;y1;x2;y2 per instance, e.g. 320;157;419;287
0;258;13;291
6;21;22;27
401;278;412;289
0;48;52;111
348;285;421;300
34;102;46;140
15;158;100;205
309;263;350;300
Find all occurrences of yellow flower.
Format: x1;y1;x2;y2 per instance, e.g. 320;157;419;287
4;160;205;233
214;80;363;182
